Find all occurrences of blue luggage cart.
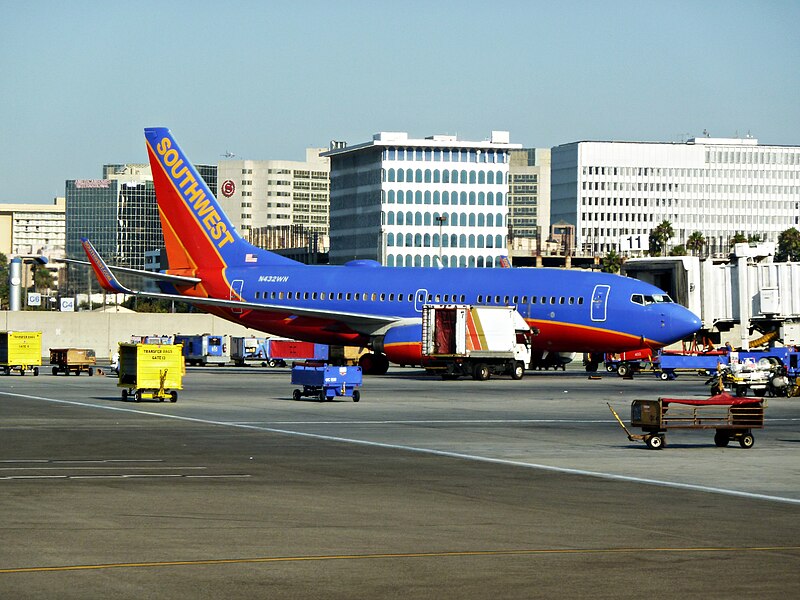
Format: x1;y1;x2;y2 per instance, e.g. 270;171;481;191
291;362;362;402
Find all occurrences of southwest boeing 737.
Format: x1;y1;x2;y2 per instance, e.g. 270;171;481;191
80;127;701;374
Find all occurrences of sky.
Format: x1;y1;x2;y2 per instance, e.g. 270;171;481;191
2;0;799;204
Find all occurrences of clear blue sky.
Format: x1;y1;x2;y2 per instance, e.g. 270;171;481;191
2;0;798;203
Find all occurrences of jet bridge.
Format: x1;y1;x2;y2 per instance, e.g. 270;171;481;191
622;243;800;350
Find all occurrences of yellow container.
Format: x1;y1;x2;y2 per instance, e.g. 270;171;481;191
117;342;184;402
0;331;42;375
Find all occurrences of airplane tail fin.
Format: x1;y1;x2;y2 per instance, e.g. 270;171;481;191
144;127;299;274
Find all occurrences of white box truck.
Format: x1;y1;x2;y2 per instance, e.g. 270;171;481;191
421;305;532;380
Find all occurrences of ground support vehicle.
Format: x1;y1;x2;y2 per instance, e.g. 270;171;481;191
291;362;362;402
118;342;184;402
230;336;267;366
231;336;329;367
173;334;228;366
0;331;41;376
421;305;532;381
608;393;764;450
604;348;655;377
328;345;369;367
49;348;96;376
656;350;728;380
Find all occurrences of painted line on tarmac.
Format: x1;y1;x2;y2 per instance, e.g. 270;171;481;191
232;419;614;425
2;545;799;574
3;391;800;506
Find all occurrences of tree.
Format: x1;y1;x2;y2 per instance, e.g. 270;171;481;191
32;264;54;293
601;249;622;274
729;232;747;247
649;220;674;256
686;231;706;257
748;233;762;243
669;244;687;256
776;227;800;262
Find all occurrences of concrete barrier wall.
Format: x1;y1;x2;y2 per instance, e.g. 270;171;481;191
0;311;265;360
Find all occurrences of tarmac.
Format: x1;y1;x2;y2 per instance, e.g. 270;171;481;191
1;364;798;598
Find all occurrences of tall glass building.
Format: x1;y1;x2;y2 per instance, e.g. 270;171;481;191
324;131;520;267
65;163;216;290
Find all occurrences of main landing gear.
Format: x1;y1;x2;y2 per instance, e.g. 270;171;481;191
358;352;390;375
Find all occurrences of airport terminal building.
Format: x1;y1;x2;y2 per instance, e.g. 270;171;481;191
551;137;800;257
324;131;521;267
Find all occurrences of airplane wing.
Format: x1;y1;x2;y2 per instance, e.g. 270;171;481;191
80;238;402;332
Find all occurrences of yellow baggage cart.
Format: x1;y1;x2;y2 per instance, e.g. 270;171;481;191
117;342;184;402
0;331;42;376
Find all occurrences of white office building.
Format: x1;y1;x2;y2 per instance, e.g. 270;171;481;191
551;137;800;257
324;131;521;267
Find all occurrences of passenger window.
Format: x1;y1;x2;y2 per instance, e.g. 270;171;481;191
380;293;385;301
312;292;317;300
371;293;376;301
513;296;519;304
477;295;483;303
504;296;510;304
460;295;466;302
522;296;527;304
578;297;584;305
320;292;326;300
279;292;284;299
540;297;546;304
568;297;574;305
559;297;565;304
346;293;352;300
495;296;501;303
288;292;293;299
531;297;537;304
550;297;555;304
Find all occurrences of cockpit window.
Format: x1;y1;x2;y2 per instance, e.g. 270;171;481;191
632;293;674;305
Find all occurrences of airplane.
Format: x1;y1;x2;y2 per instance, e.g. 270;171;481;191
80;127;701;375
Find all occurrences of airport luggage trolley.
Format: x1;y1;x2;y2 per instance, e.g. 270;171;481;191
49;348;97;376
0;331;42;376
291;362;362;402
608;393;765;450
117;342;184;402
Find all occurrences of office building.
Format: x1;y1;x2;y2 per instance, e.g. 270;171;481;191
216;149;330;240
64;163;216;282
0;197;66;292
508;148;550;251
551;137;800;256
324;131;520;267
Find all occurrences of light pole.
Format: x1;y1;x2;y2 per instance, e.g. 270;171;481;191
435;215;447;267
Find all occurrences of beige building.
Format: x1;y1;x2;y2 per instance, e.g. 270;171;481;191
0;198;66;291
216;149;330;241
508;148;551;252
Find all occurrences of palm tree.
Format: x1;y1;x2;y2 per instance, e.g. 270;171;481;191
686;231;706;257
729;232;747;248
649;220;674;256
601;249;622;273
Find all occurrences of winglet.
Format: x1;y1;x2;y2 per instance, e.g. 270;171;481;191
80;238;133;294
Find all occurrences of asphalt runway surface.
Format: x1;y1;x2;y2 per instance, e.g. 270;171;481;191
1;365;799;599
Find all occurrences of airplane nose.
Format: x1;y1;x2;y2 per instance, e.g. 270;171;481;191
671;305;702;340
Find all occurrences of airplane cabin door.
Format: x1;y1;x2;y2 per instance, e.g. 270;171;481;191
414;288;429;313
590;284;610;322
230;279;244;314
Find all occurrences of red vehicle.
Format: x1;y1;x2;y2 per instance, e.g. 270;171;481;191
604;348;655;377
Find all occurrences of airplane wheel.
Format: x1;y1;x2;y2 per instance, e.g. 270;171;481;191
714;431;730;447
739;433;755;449
646;434;664;449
